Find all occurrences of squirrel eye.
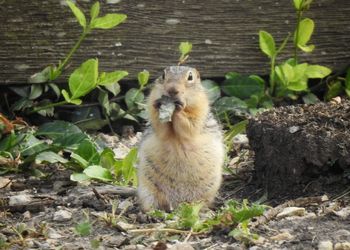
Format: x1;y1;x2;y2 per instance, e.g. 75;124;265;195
188;72;193;81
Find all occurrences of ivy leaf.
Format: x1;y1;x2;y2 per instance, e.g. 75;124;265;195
305;65;331;78
69;59;98;100
259;30;276;58
90;2;100;21
28;66;52;84
179;41;192;61
125;88;144;110
138;70;150;88
295;18;314;52
84;165;113;182
98;71;128;86
66;0;86;29
91;14;127;29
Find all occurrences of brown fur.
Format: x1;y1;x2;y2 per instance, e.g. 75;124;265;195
137;66;224;211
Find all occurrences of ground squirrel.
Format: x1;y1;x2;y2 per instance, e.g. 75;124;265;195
137;66;225;211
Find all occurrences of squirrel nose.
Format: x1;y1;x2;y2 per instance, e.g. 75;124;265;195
167;87;179;97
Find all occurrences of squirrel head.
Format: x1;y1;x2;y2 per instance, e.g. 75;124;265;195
148;66;210;140
150;66;208;111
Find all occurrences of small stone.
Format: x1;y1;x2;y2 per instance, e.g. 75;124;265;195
335;230;350;241
116;221;135;230
169;243;194;250
277;207;306;218
47;228;63;239
233;134;249;146
106;235;128;247
333;207;350;219
318;241;333;250
0;177;11;189
118;200;133;210
270;232;294;241
53;209;72;222
335;242;350;250
9;194;32;206
22;211;31;220
289;126;300;133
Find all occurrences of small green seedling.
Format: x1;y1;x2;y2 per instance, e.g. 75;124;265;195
178;41;193;65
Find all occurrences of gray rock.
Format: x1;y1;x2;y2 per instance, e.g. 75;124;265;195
47;228;63;239
105;235;128;247
277;207;306;218
334;242;350;250
169;243;194;250
53;209;72;222
318;241;333;250
9;194;32;206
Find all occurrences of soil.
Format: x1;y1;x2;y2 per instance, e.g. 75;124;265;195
1;112;350;249
247;100;350;200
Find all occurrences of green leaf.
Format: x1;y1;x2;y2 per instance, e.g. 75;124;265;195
100;148;116;170
287;77;308;91
71;153;89;168
36;121;83;140
305;65;331;79
121;148;138;185
259;30;276;58
345;69;350;97
293;0;303;10
28;85;43;100
62;89;71;102
84;165;113;182
54;133;88;149
298;44;315;53
69;59;98;100
104;83;121;96
214;97;248;116
179;41;192;61
70;99;83;105
295;18;314;51
302;93;319;104
201;80;221;104
66;0;86;29
224;120;248;144
325;81;343;101
28;66;52;84
75;139;100;165
49;83;61;99
221;73;265;99
98;71;128;86
70;172;90;182
90;2;100;21
20;134;49;157
91;14;127;29
291;63;308;82
98;89;111;115
138;70;150;88
74;221;92;237
176;202;203;230
35;151;68;164
125;88;144;110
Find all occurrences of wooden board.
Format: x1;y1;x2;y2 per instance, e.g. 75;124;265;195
1;0;350;85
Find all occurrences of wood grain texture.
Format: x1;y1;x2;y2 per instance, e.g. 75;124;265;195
1;0;350;85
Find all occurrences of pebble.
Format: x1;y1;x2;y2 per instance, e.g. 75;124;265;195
0;177;11;189
333;207;350;219
335;242;350;250
277;207;306;218
118;200;133;210
169;243;194;250
318;241;333;250
9;194;32;206
53;209;72;222
23;211;31;220
117;221;135;230
105;235;128;247
47;228;63;239
270;232;294;241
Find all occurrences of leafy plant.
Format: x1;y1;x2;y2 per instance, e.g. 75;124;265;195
178;41;193;65
74;211;92;237
148;199;267;242
259;0;331;98
8;1;130;131
0;118;138;186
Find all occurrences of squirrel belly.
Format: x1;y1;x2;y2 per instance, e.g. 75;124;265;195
137;66;225;211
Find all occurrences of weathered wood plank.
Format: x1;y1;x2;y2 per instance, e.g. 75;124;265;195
1;0;350;84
